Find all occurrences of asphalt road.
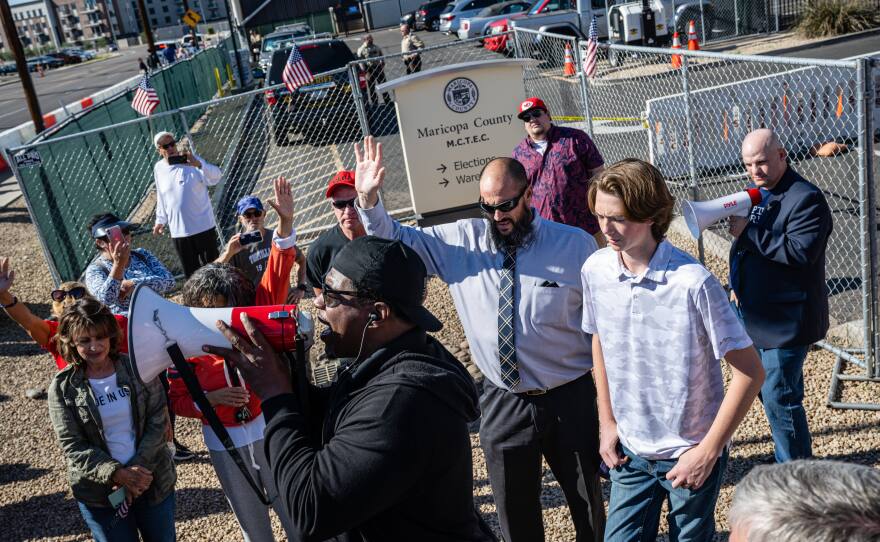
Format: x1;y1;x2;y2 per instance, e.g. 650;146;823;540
0;46;148;132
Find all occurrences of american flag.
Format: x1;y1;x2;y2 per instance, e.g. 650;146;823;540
282;45;314;92
131;74;159;116
583;15;598;79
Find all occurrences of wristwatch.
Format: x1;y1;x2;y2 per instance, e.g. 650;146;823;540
2;295;18;309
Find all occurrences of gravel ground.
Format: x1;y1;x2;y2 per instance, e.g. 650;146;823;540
1;201;879;541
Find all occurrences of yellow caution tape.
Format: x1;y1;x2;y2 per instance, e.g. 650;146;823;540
555;115;644;123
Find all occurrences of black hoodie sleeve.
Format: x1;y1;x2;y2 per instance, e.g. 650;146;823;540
261;384;448;541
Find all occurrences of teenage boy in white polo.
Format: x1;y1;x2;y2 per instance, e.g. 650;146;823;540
580;159;765;541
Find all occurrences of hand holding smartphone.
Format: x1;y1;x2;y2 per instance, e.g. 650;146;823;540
239;230;263;246
106;225;125;245
167;154;188;165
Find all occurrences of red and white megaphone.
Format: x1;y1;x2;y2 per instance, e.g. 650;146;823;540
127;285;314;383
682;188;766;239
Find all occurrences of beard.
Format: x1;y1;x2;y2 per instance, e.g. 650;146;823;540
487;208;535;252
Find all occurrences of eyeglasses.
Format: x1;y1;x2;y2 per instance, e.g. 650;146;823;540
51;286;86;303
158;140;176;150
241;210;263;219
331;198;356;210
479;186;528;214
519;109;544;121
321;282;372;308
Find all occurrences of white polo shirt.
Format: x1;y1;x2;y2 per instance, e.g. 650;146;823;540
153;154;222;238
581;240;752;459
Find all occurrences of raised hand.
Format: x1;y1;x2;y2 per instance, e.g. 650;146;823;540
354;136;385;209
267;176;294;238
0;257;14;295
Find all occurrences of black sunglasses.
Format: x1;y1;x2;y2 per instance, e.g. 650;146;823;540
519;109;545;121
51;286;86;303
242;210;263;219
479;186;528;214
158;140;176;150
331;198;356;210
321;281;372;308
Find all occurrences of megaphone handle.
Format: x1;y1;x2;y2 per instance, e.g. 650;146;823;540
164;341;272;505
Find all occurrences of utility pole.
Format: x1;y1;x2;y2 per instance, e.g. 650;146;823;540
0;0;44;132
221;0;245;86
134;0;155;62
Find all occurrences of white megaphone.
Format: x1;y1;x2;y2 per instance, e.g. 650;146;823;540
127;284;314;383
682;188;766;239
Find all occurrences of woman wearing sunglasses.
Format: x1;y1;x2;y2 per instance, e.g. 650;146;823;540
0;257;128;370
84;213;175;316
166;177;298;542
48;298;176;542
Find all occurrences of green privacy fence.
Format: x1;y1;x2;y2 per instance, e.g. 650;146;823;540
44;39;233;141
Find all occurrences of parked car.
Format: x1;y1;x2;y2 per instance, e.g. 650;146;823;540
416;0;453;30
0;62;16;75
64;48;96;60
401;11;417;28
27;56;64;70
107;42;118;52
458;0;532;40
264;37;366;146
439;0;500;35
482;0;564;54
45;51;82;65
259;23;314;73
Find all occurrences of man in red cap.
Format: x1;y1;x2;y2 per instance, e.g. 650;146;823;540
512;97;606;246
305;170;366;296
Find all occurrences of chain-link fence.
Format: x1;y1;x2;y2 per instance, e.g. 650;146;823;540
578;39;878;390
3;28;878;398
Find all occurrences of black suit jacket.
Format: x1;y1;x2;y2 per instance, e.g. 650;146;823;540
730;166;833;349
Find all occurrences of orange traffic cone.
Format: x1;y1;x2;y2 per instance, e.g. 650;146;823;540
671;32;682;68
687;20;700;51
563;43;576;76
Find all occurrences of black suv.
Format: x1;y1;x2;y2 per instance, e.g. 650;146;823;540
416;0;451;31
264;38;366;146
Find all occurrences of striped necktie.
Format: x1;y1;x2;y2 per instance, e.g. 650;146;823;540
498;246;520;389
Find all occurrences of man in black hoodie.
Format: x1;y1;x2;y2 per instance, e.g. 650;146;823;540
206;236;495;542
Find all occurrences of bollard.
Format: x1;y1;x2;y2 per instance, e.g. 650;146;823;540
214;67;224;97
226;63;235;88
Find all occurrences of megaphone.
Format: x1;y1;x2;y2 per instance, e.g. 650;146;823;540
127;285;314;383
682;188;766;239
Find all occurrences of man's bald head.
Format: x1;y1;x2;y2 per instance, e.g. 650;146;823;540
741;128;788;189
479;158;528;195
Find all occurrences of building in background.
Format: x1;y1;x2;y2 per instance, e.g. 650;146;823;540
0;0;62;53
113;0;226;38
53;0;116;45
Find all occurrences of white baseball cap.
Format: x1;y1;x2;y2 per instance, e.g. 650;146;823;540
153;131;175;148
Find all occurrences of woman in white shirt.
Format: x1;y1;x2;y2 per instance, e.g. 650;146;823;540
48;298;176;542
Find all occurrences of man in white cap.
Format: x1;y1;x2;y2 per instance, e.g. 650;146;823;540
151;131;223;277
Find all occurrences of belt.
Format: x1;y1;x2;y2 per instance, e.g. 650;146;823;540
520;388;547;396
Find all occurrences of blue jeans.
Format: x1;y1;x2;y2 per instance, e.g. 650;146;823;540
605;446;728;542
77;492;176;542
758;346;812;462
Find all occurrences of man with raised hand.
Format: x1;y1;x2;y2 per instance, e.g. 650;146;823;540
352;136;605;542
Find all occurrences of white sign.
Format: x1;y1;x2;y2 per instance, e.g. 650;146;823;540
14;149;42;168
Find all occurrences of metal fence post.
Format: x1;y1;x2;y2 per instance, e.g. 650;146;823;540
178;109;196;155
576;39;595;138
680;55;704;263
856;57;878;377
348;62;372;138
513;27;524;59
699;0;708;43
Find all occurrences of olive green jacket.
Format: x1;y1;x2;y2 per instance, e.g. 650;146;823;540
48;355;176;508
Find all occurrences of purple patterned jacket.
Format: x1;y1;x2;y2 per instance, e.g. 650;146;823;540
512;125;604;235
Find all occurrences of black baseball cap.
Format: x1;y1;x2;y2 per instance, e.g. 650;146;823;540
90;213;135;239
330;236;442;332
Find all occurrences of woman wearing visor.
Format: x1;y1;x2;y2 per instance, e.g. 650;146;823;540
84;213;175;316
0;257;127;370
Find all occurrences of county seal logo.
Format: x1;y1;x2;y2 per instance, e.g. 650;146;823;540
444;78;479;113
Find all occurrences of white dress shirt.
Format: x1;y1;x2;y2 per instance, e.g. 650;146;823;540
581;241;753;459
153;154;222;238
358;199;598;392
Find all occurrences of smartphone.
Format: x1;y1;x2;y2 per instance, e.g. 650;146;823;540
168;154;187;165
108;486;126;509
239;230;263;246
106;225;125;245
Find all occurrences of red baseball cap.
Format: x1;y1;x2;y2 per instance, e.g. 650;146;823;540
517;97;548;119
326;170;356;198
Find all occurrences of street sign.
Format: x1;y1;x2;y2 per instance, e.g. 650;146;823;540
14;149;42;168
182;9;201;28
